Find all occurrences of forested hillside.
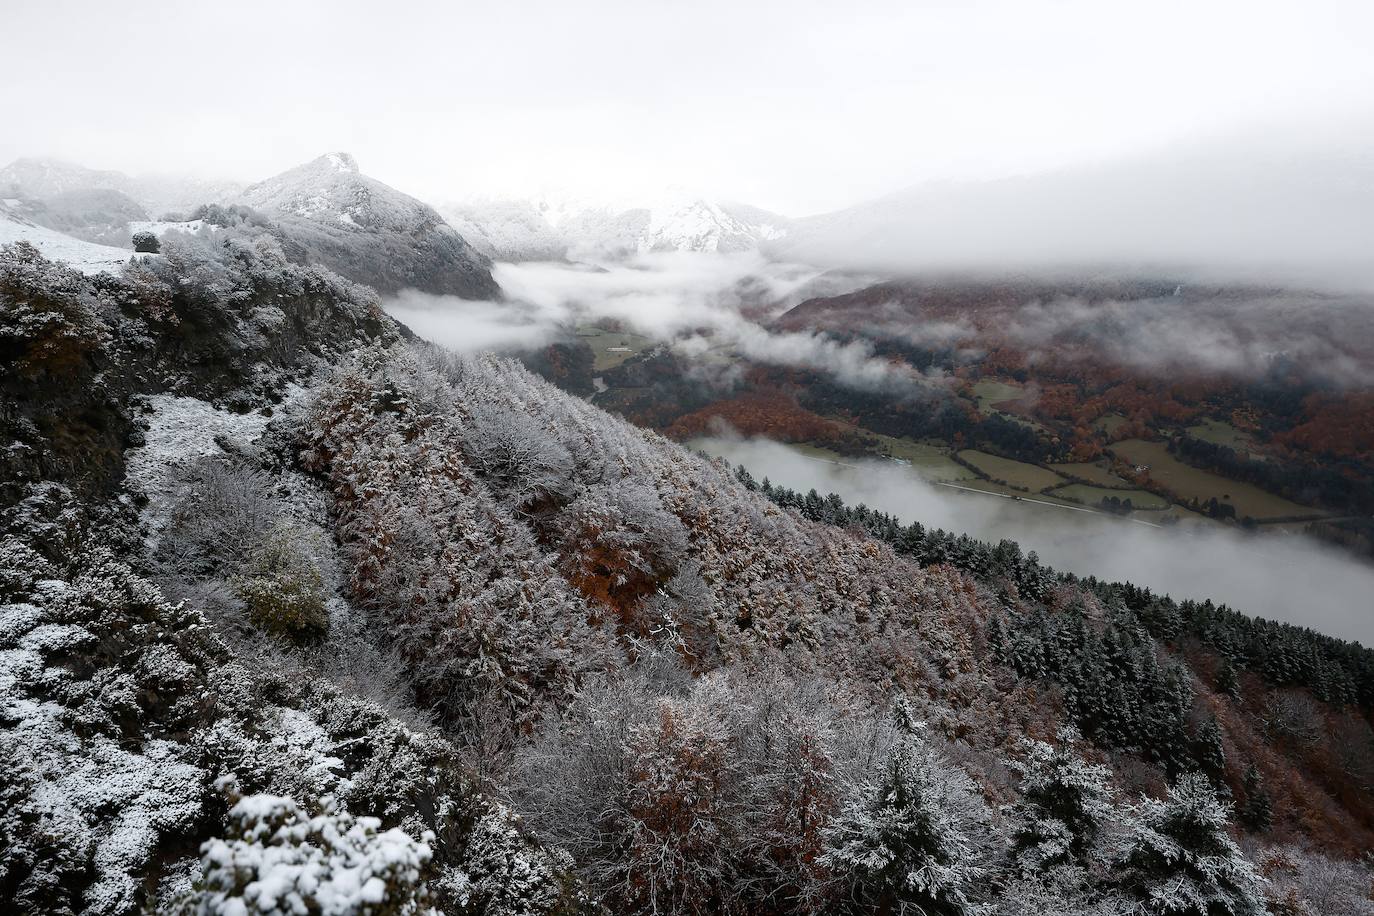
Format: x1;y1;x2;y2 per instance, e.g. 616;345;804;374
2;231;1372;915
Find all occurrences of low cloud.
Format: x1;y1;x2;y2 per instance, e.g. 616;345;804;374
697;435;1374;648
1003;292;1374;385
383;252;899;389
782;121;1374;291
384;290;566;354
845;287;1374;388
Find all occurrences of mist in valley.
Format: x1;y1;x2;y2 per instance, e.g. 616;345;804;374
383;253;905;390
383;256;1374;650
695;435;1374;648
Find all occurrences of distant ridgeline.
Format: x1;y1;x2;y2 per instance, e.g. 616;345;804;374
731;465;1374;742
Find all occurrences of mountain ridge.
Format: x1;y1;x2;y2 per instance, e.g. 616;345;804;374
235;152;501;299
441;190;792;262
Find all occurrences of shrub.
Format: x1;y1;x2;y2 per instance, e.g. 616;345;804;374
132;230;161;254
235;524;329;642
191;777;436;915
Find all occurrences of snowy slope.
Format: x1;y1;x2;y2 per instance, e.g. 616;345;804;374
127;218;207;238
236;153;500;298
441;190;792;262
0;209;141;275
1;188;148;247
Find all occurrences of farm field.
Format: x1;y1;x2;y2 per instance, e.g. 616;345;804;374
868;433;981;482
1050;483;1171;510
971;379;1023;411
1184;417;1271;461
958;449;1067;491
968;379;1050;432
576;324;655;371
1185;417;1253;448
1111;439;1319;519
1049;461;1132;487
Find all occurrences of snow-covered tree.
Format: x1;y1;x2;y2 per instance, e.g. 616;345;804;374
1006;729;1116;876
555;480;691;623
132;230;161;254
456;805;570;916
1112;773;1265;916
820;720;991;915
460;402;575;511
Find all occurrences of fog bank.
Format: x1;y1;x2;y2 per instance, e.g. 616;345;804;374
696;435;1374;648
384;254;896;389
783;124;1374;289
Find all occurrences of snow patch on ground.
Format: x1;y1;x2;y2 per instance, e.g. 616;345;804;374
125;391;300;546
0;212;144;275
271;707;352;795
128;218;207;237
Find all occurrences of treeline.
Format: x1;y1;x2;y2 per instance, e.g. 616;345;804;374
1104;582;1373;708
1169;434;1374;515
796;376;1053;463
989;605;1200;777
736;467;1374;712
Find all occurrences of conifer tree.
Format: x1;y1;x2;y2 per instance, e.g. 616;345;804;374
1006;729;1115;876
820;708;989;915
1193;718;1226;784
1215;658;1240;699
1113;773;1265;916
1238;765;1273;833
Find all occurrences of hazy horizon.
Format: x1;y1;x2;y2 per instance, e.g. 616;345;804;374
5;0;1374;216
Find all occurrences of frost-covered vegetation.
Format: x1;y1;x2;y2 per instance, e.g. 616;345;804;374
2;235;1372;915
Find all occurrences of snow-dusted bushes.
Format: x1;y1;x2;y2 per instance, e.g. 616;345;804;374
234;522;330;641
1;241;111;377
554;481;691;621
510;658;985;915
0;548;220;915
192;778;437;916
131;230;161;254
1254;843;1374;916
0;488;577;914
298;350;613;721
461;402;576;511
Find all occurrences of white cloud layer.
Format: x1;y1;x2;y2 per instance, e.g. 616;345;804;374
696;436;1374;648
4;0;1373;215
383;254;906;392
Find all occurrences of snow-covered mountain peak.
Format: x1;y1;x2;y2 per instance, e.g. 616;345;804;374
323;152;359;174
234;153;500;298
440;187;793;262
239;153;415;229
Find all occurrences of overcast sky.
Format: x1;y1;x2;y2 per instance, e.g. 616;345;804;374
3;0;1373;214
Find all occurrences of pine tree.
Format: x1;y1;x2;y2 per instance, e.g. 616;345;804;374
1193;718;1226;784
1113;773;1265;916
1238;764;1273;833
1006;729;1115;876
1215;658;1240;699
820;718;989;915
